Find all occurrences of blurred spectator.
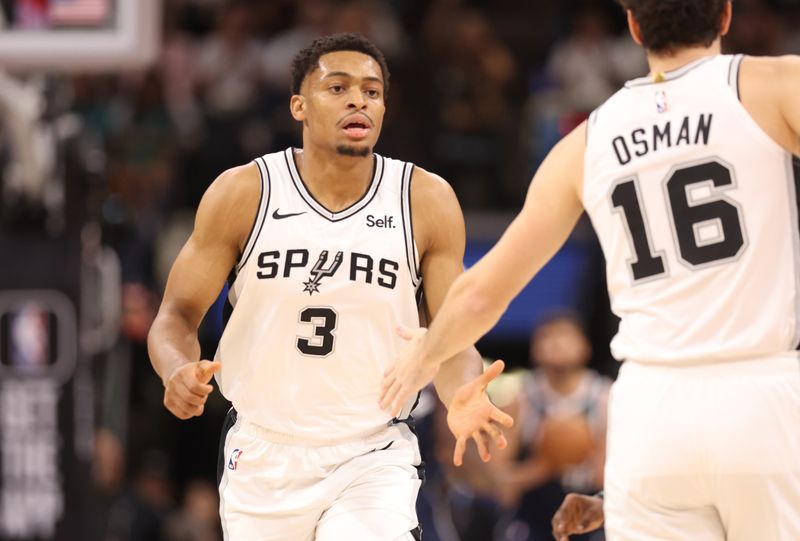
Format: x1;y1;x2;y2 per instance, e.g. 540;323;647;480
328;0;409;60
493;313;610;541
192;1;269;176
261;0;332;93
546;5;644;113
106;449;176;541
423;6;518;208
164;479;222;541
724;0;787;55
194;2;262;119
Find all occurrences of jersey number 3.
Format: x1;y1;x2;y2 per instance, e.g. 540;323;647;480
611;160;746;282
296;307;338;357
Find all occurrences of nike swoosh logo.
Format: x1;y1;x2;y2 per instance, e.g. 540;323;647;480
272;209;307;220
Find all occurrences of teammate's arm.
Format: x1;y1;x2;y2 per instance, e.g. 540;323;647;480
147;164;260;419
380;123;587;412
404;168;513;464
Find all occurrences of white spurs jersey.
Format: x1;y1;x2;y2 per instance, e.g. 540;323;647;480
583;55;800;364
215;148;422;440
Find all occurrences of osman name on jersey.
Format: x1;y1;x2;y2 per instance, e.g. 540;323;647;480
611;113;713;166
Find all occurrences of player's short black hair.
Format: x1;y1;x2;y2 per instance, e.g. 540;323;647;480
290;32;390;96
617;0;728;54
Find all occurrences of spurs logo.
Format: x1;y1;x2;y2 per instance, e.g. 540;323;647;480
302;250;344;295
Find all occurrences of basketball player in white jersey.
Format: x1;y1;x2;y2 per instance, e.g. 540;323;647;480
380;1;800;539
147;33;513;540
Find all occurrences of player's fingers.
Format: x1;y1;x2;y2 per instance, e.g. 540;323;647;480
164;396;194;420
169;383;207;410
182;376;214;398
490;407;514;428
395;325;419;341
196;360;222;382
476;359;505;388
472;431;491;462
390;387;409;417
482;422;507;449
379;377;399;410
453;436;468;467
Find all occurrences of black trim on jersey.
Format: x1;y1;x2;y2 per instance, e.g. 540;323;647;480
727;54;744;101
406;164;422;282
410;526;422;541
223;269;236;327
283;148;385;222
392;414;425;486
236;157;271;274
794;154;800;350
400;163;422;288
217;407;238;487
624;55;715;88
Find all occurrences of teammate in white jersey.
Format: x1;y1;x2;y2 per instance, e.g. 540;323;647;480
380;1;800;539
147;33;513;540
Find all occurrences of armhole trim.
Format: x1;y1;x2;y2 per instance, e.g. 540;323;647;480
727;54;744;101
400;163;422;289
236;156;270;274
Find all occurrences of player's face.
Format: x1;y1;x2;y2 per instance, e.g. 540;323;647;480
530;320;591;371
292;51;386;157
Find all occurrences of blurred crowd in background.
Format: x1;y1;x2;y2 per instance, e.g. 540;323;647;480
3;0;800;539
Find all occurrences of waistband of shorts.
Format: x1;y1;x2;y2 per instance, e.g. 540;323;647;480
623;351;800;375
235;414;396;447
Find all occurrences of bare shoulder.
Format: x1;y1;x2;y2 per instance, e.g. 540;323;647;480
195;162;262;252
409;166;465;255
739;55;800;153
739;55;800;97
741;54;800;75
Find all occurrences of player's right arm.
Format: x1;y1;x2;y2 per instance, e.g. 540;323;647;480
380;122;587;411
147;163;260;419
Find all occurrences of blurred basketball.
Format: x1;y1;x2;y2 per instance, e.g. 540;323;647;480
535;415;595;470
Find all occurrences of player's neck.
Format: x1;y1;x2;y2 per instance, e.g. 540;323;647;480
646;42;721;80
293;145;375;212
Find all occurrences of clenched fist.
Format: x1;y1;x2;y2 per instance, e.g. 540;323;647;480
163;360;221;419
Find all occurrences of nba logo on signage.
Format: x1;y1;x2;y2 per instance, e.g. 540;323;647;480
228;448;243;471
655;90;668;113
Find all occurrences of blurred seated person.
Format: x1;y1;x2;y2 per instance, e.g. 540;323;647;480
494;313;610;541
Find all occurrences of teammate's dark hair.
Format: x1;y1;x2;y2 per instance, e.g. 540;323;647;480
617;0;727;54
291;33;390;96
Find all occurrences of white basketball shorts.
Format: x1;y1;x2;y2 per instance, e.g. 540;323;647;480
217;409;423;541
604;354;800;541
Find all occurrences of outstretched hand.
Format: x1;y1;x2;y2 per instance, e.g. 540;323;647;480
447;359;515;466
551;493;605;541
163;360;221;419
379;326;440;417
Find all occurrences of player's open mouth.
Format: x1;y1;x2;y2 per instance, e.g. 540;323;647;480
342;118;371;139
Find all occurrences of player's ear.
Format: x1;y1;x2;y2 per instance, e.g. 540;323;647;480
720;1;733;37
626;9;643;46
290;94;306;122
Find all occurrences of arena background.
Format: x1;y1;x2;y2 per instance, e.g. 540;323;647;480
0;0;798;539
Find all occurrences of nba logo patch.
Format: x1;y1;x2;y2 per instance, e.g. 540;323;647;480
228;448;243;471
655;90;668;113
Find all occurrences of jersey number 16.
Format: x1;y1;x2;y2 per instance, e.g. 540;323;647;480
611;159;746;282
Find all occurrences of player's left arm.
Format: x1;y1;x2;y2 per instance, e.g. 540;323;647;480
381;122;587;414
409;167;513;464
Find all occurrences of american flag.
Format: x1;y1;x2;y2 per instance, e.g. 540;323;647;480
48;0;110;26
